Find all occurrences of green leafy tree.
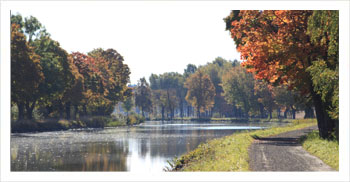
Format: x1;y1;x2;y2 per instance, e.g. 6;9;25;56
122;96;134;117
135;78;152;117
32;35;75;119
149;72;183;119
306;11;339;134
184;64;197;78
185;70;216;118
222;66;259;117
24;15;43;42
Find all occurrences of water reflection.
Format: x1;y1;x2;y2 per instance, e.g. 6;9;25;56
11;120;284;171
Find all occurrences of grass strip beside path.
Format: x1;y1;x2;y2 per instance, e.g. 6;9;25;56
170;119;317;171
301;131;339;170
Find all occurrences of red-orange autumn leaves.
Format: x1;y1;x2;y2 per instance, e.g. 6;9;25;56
225;10;339;139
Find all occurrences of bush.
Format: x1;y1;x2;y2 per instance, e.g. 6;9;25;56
126;112;145;125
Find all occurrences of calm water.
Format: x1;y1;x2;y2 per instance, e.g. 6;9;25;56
11;120;284;171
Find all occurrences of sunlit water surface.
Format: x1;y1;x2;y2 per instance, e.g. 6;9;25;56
11;120;285;171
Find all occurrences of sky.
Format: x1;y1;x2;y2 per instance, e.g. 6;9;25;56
9;1;241;85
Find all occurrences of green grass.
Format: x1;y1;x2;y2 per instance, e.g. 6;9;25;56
169;119;317;171
300;131;339;170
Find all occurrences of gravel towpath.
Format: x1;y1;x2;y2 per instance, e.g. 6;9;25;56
249;125;335;171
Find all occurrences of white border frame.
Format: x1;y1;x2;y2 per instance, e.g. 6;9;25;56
1;1;349;181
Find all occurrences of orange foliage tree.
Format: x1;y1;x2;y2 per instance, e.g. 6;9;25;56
224;10;338;139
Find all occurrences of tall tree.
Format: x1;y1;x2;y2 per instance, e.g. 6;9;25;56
135;78;152;117
200;57;233;117
149;72;182;119
122;96;134;117
11;23;44;120
184;64;197;78
24;15;43;42
185;70;215;118
222;66;259;117
224;10;338;139
33;35;74;119
306;11;339;135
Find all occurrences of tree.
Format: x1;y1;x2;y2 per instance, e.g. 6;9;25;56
71;52;101;116
184;64;197;78
24;15;43;42
11;23;44;120
122;96;134;117
33;35;75;119
222;66;259;117
185;70;215;118
87;48;132;116
224;10;338;139
306;11;339;137
254;80;276;119
88;48;131;104
135;78;152;117
272;85;296;118
149;72;183;119
199;57;233;117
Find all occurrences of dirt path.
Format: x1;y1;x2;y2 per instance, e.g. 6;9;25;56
249;125;335;171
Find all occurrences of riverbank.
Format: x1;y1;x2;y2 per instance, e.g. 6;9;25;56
168;119;319;171
152;117;286;123
11;114;145;133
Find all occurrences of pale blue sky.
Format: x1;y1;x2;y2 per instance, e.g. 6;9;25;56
9;1;241;84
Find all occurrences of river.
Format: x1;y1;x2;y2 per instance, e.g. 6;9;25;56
11;120;284;171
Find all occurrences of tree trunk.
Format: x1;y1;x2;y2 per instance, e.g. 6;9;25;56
311;90;337;139
197;105;200;118
58;102;64;119
25;102;35;120
259;104;265;118
269;110;272;119
142;107;144;117
83;105;87;117
187;106;191;117
17;102;24;121
304;107;315;118
284;108;289;118
65;102;71;120
180;100;184;118
44;106;53;119
73;105;78;120
292;108;296;119
161;106;165;120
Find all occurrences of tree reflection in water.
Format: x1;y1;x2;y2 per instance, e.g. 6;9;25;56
11;120;277;171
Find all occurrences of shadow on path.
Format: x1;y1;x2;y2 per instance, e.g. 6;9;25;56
252;137;300;146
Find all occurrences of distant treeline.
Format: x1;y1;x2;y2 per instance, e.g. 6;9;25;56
131;57;315;120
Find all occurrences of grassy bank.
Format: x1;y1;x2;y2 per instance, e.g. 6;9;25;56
300;131;339;170
11;113;145;133
168;119;317;171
